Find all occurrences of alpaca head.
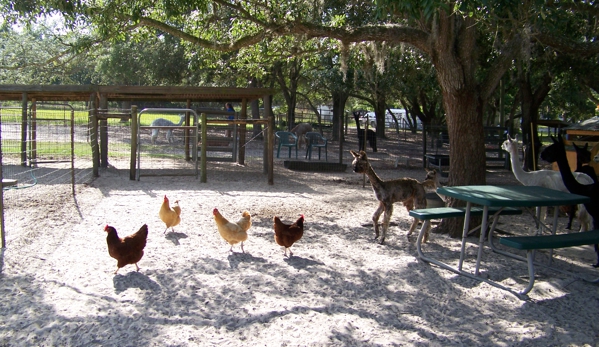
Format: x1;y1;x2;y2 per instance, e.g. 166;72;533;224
501;135;518;154
573;142;591;165
424;168;439;182
539;135;566;164
350;150;370;174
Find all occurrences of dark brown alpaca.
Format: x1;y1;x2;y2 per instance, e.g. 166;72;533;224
350;150;428;244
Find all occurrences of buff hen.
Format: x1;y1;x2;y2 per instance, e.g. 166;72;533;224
213;208;251;253
273;214;304;257
159;195;181;234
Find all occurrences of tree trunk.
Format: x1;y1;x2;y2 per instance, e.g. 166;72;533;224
519;69;551;171
273;59;302;130
332;91;349;142
374;95;386;137
430;12;487;238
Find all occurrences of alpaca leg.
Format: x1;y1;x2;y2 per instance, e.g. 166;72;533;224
379;203;393;245
407;217;419;238
151;129;159;144
368;134;377;152
372;202;384;240
577;205;590;232
358;136;365;151
566;205;576;230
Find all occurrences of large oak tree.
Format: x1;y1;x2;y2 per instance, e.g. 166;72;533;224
4;0;599;236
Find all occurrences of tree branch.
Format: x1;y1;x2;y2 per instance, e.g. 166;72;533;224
136;17;431;54
535;31;599;57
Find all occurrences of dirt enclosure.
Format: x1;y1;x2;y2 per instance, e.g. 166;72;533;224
1;130;599;346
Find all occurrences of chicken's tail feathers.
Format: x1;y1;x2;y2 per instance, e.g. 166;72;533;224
138;224;149;235
296;214;305;227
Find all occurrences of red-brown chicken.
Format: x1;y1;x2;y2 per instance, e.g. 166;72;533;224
273;214;304;257
104;224;149;274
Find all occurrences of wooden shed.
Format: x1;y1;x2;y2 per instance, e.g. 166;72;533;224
555;117;599;176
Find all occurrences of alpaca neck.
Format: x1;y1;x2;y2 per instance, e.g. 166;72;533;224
363;164;384;189
507;146;531;183
355;119;362;132
554;149;584;194
177;117;185;126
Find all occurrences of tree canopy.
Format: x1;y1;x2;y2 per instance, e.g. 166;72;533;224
3;0;599;236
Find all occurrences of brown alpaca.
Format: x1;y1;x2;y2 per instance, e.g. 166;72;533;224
422;168;450;205
350;150;428;244
291;122;313;149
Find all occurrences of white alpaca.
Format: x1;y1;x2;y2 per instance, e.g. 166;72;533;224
502;135;592;231
151;114;185;144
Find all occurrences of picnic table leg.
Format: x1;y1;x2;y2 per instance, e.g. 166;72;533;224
549;207;560;264
520;251;537;295
474;205;490;276
458;202;473;271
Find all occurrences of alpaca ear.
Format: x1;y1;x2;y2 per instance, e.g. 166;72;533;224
350;150;358;158
584;143;589;150
550;135;557;144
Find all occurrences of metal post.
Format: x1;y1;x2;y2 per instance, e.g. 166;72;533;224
238;98;247;165
200;113;207;183
268;115;274;185
20;93;27;166
31;99;37;165
0;119;5;248
90;95;100;177
130;106;138;180
70;109;75;195
185;99;191;161
99;95;108;168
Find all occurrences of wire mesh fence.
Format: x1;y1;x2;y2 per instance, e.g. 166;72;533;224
1;104;95;188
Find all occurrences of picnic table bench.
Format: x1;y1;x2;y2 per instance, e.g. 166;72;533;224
499;230;599;294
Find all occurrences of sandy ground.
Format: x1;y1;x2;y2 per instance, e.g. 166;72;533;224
1;134;599;346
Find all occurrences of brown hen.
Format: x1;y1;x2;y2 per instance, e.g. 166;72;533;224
273;214;304;257
104;224;148;274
